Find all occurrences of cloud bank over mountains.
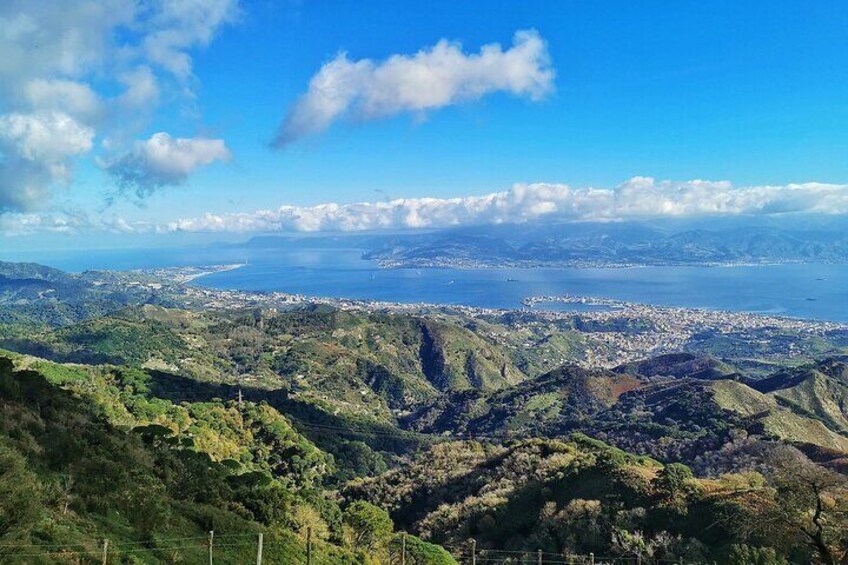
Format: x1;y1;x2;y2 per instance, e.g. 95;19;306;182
5;177;848;236
0;0;237;213
165;178;848;233
274;29;554;147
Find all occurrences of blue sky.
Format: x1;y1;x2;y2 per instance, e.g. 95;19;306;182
1;0;847;249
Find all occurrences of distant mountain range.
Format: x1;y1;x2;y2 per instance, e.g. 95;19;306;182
349;216;848;267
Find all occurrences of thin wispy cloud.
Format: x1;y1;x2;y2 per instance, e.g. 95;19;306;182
0;210;92;236
274;29;555;147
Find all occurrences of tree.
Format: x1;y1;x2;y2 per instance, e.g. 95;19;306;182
343;501;394;553
728;544;788;565
725;446;848;565
0;443;43;541
652;462;695;511
767;455;848;564
611;529;682;560
390;534;457;565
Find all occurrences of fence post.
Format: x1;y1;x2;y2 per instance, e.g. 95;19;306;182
589;552;594;565
538;549;543;565
470;538;476;565
256;533;263;565
101;539;108;565
208;531;214;565
401;532;406;565
306;526;312;565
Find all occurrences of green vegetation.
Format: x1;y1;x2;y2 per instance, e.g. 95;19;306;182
0;354;449;563
3;261;848;562
347;437;848;563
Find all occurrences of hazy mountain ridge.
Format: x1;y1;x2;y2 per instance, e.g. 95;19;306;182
358;219;848;267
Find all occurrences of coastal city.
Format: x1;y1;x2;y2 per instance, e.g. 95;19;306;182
144;265;848;369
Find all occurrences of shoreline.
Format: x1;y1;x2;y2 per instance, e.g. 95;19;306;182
375;258;836;270
145;262;845;325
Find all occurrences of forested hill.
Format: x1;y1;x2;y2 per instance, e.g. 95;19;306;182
4;350;848;564
0;352;455;564
0;260;183;330
0;260;847;562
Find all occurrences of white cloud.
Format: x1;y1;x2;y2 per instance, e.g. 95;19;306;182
0;0;137;89
0;210;92;236
102;132;231;199
117;66;160;110
274;29;554;147
0;112;95;212
163;177;848;233
142;0;239;80
24;79;103;123
9;177;848;237
0;112;94;164
0;0;237;212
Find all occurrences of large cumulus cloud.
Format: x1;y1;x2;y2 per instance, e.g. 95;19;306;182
0;112;95;212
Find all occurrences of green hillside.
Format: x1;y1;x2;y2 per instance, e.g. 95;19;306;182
2;262;848;562
347;436;848;563
0;353;453;564
749;360;848;435
2;306;537;421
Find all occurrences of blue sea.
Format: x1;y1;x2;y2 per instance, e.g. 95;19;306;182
5;244;848;322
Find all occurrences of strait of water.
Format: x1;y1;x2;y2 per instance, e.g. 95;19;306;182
5;245;848;322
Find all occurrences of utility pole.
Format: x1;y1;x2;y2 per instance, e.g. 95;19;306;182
469;539;476;565
208;531;214;565
306;527;312;565
400;533;406;565
256;533;263;565
101;539;108;565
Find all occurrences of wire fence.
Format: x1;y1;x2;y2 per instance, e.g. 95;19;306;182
443;544;694;565
0;532;262;563
0;532;697;564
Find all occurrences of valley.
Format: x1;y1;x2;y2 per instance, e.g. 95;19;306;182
0;259;848;562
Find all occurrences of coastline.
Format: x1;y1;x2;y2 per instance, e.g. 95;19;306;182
375;258;829;270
